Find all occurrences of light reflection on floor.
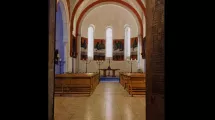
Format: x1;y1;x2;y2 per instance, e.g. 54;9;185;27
54;82;146;120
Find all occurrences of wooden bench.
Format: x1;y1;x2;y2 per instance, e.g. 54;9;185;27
121;73;146;96
128;74;146;96
120;73;143;89
119;72;124;85
120;73;129;88
55;73;99;96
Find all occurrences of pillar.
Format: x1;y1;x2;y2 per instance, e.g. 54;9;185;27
63;40;68;73
48;0;56;119
76;34;82;72
137;35;141;69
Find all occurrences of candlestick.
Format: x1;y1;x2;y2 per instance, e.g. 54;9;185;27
96;60;105;76
84;59;91;73
127;59;137;73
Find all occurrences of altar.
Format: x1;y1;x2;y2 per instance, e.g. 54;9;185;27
99;59;120;77
99;68;120;77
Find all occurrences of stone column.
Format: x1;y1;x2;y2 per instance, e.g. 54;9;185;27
146;0;165;120
63;40;68;73
48;0;56;119
76;34;82;72
72;58;74;73
73;58;76;73
67;57;72;72
137;35;141;69
143;59;146;72
142;13;146;38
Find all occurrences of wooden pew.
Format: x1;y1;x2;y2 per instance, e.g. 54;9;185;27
55;73;99;96
119;72;124;85
128;74;146;96
122;73;146;96
55;78;63;94
120;73;130;89
120;73;142;89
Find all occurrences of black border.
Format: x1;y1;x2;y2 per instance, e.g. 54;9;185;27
166;0;185;119
165;0;208;119
3;0;49;119
3;0;209;119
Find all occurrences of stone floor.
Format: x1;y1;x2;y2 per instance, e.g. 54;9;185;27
54;82;146;120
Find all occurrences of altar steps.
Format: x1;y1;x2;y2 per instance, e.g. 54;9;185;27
100;77;119;82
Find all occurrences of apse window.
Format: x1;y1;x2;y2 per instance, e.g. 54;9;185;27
87;25;94;59
106;27;113;58
124;26;131;59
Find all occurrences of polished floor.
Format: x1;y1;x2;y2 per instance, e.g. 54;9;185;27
54;82;146;120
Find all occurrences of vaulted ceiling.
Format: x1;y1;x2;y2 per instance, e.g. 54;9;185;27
71;0;145;20
68;0;146;36
81;4;139;39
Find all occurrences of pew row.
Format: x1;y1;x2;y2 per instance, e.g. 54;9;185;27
55;73;99;96
120;73;146;96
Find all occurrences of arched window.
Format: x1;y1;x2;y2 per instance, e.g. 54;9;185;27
106;27;113;58
87;25;94;59
124;26;131;60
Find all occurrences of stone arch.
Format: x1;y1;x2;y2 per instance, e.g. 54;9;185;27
88;24;95;31
70;0;146;58
70;0;146;33
105;26;113;35
76;1;143;37
124;24;131;29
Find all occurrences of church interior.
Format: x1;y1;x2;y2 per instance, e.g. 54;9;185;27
48;0;164;120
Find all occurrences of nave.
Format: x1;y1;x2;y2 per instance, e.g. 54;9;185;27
54;82;146;120
49;0;164;120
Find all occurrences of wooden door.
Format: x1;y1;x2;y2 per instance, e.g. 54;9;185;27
146;0;165;120
48;0;56;119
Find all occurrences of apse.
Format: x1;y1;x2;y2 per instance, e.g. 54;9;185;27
78;4;141;74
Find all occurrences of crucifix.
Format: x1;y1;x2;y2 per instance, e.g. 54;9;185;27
107;58;112;76
107;58;111;69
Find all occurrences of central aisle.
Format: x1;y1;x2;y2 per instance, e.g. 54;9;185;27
54;82;146;120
